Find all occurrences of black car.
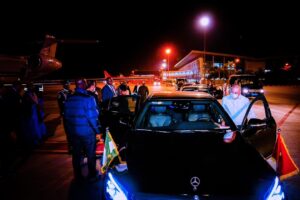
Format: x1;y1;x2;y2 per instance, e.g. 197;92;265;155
180;84;223;99
228;74;264;98
103;92;285;200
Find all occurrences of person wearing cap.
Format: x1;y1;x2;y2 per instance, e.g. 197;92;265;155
64;78;101;181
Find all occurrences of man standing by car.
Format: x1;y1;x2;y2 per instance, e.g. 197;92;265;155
222;84;256;126
138;81;149;104
64;78;100;181
101;77;117;110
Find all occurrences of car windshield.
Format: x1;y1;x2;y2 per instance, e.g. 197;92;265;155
135;100;232;130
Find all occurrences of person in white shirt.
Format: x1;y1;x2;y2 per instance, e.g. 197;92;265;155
222;84;256;126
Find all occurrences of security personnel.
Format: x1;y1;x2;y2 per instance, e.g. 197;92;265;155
57;80;72;116
57;80;73;152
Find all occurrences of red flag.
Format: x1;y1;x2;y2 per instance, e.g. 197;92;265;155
272;132;299;180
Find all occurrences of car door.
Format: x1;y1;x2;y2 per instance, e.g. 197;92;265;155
105;95;140;146
239;95;277;158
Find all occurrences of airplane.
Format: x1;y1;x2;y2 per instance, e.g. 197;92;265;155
101;70;157;82
0;35;62;83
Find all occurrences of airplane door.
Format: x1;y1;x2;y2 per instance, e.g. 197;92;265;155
240;95;277;158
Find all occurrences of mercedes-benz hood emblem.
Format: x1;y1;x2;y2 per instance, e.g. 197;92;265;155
190;176;200;191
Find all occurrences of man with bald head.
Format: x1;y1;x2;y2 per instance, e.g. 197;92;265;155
222;84;256;126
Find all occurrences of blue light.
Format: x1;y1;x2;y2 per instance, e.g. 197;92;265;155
105;172;127;200
265;177;285;200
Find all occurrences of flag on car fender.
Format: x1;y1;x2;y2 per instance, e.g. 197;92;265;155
101;130;120;174
272;132;299;180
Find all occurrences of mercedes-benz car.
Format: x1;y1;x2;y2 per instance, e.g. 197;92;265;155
103;91;285;200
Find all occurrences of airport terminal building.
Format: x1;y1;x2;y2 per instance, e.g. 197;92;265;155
162;50;266;83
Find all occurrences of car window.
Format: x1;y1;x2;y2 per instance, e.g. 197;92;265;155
135;100;232;130
109;96;138;114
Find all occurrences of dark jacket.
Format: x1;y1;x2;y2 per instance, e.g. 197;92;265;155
64;88;100;136
101;84;116;109
57;88;72;116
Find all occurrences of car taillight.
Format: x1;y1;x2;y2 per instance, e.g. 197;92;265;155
223;131;236;143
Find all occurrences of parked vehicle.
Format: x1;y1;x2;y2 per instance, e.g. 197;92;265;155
102;91;284;200
180;84;223;99
228;74;264;98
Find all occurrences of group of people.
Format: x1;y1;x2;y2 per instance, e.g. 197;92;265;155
57;77;149;182
0;81;47;179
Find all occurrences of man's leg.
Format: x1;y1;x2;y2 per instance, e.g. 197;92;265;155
63;119;72;154
82;134;97;178
71;135;84;180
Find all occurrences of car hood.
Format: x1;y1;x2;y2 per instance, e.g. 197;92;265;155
241;84;262;90
125;129;276;196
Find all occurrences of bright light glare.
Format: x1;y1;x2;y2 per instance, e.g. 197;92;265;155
165;48;171;54
242;88;249;94
200;16;210;27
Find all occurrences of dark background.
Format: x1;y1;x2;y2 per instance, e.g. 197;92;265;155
0;1;299;79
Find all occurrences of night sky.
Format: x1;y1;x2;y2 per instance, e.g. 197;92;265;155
0;1;299;77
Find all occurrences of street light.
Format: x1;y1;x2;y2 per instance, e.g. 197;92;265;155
198;15;211;82
199;16;210;67
165;48;171;78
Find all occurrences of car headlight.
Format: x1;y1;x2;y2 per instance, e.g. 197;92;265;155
260;89;264;93
242;88;249;94
105;172;128;200
265;177;285;200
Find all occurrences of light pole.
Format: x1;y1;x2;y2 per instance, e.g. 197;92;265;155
165;48;171;78
198;15;210;81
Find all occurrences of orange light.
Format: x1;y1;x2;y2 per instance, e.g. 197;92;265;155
235;58;240;63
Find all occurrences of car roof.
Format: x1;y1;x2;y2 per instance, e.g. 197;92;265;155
148;91;214;100
229;74;256;77
181;84;208;88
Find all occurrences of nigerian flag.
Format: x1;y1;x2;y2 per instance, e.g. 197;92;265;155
101;130;120;174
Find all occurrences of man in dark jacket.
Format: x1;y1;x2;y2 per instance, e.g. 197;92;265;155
57;80;73;152
101;77;117;110
57;80;72;116
138;81;149;104
64;78;100;181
